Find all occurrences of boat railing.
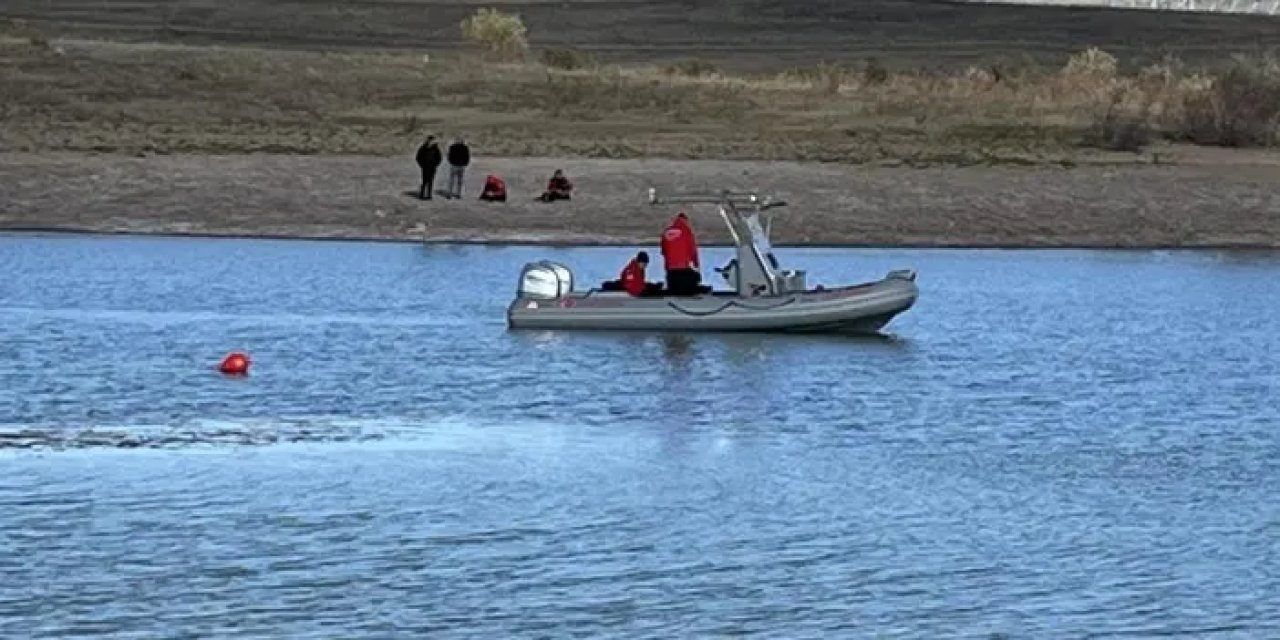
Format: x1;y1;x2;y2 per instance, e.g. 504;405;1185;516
647;188;787;211
649;188;788;244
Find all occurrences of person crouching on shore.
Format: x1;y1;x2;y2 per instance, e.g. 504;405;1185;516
538;169;574;202
479;174;507;202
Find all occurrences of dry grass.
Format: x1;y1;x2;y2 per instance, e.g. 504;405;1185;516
1;25;1277;163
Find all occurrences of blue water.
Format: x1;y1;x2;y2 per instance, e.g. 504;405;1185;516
2;234;1278;638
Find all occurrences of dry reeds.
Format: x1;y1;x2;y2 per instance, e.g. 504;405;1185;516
2;38;1276;161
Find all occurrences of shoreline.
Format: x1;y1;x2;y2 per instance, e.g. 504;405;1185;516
4;152;1280;250
6;227;1280;253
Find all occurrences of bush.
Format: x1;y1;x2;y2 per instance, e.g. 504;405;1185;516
987;54;1046;85
862;57;889;85
963;65;999;87
1177;56;1280;147
1062;47;1118;79
661;58;720;78
1139;54;1184;87
1090;106;1153;153
541;47;597;71
783;63;848;94
813;62;846;95
460;8;528;62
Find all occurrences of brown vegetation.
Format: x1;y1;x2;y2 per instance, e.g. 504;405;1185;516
2;24;1277;163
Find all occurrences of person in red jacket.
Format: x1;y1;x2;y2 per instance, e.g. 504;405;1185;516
661;211;702;296
602;251;659;296
479;174;507;202
619;251;650;296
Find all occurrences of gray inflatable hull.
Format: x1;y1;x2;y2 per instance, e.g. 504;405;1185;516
507;271;918;334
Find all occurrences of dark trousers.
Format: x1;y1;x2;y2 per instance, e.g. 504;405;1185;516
602;281;662;296
665;268;702;296
419;165;438;199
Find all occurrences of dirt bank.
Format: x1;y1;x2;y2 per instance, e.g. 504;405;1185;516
3;152;1279;248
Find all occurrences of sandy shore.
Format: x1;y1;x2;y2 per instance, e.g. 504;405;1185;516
3;152;1280;248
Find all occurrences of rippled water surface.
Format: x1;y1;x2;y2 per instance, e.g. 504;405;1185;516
2;234;1279;638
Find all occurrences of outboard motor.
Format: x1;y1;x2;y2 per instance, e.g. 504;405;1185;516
517;260;574;299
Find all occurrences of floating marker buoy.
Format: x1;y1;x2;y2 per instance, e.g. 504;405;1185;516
218;352;251;375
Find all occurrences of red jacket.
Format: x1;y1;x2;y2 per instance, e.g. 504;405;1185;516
620;259;646;296
660;215;699;271
547;176;572;193
482;175;506;197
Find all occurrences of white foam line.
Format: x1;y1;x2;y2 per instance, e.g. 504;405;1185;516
0;414;617;456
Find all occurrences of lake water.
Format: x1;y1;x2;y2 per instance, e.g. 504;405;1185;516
2;234;1278;638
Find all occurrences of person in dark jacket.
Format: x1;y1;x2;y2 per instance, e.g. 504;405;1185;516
414;135;442;200
538;169;573;202
446;137;471;199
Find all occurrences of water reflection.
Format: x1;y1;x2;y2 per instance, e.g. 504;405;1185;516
659;333;695;365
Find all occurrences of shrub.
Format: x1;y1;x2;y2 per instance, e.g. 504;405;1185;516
1168;56;1280;147
661;58;720;78
783;62;848;94
963;65;999;87
991;54;1045;81
1139;54;1183;87
862;57;889;85
460;8;528;62
541;47;597;71
1089;101;1153;152
1062;47;1118;79
813;62;845;95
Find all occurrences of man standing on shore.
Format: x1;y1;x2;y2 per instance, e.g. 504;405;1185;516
415;135;442;200
446;137;471;199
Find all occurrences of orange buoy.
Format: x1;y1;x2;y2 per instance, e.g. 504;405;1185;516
218;351;251;375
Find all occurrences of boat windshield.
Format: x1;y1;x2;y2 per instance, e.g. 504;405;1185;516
742;211;773;258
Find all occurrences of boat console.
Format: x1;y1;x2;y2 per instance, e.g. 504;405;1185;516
647;188;805;297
